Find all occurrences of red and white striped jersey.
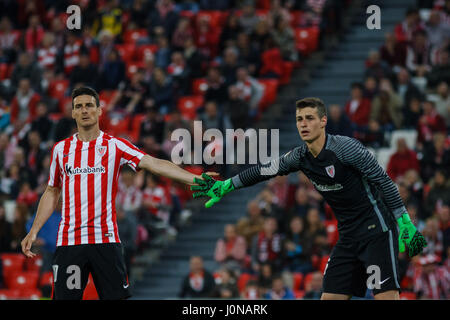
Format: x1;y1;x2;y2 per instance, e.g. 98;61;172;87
48;131;146;246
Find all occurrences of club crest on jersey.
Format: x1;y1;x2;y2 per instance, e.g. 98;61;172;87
97;146;107;157
325;165;335;178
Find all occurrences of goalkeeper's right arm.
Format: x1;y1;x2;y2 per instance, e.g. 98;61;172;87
191;146;304;207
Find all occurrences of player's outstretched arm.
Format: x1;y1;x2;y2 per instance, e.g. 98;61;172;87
21;185;61;258
138;154;218;185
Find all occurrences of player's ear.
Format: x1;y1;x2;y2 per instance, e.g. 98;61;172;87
321;115;327;128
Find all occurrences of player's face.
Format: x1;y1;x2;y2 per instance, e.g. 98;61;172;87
72;94;102;128
296;107;327;143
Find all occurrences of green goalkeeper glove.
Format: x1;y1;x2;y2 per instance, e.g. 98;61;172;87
190;173;235;208
397;213;427;257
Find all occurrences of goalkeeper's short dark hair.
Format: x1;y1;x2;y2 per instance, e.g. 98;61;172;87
295;97;327;118
71;86;100;109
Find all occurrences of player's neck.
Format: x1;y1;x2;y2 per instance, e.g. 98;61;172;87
306;131;326;158
77;125;101;142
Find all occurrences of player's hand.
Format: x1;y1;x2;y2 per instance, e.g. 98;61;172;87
190;173;235;208
397;213;427;257
21;232;37;258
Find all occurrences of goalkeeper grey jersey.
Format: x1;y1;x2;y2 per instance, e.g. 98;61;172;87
231;134;406;240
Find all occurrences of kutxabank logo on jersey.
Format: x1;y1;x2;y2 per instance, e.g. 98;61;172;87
64;164;106;176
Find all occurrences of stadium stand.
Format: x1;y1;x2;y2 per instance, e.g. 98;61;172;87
0;0;448;301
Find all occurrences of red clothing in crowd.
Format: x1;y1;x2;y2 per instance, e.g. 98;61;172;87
345;98;372;127
10;92;41;124
417;112;447;143
386;149;420;181
215;235;247;264
260;48;283;78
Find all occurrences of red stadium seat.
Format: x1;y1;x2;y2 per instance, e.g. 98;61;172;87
292;272;304;291
400;292;417;300
39;271;53;288
0;63;12;80
294;27;320;56
126;62;145;80
196;11;227;30
192;78;208;96
177;95;204;120
115;44;136;64
82;274;99;300
303;273;314;291
135;44;159;62
0;289;21;300
237;273;256;293
290;10;305;28
258;79;279;111
1;253;25;277
6;271;39;291
280;61;294;85
123;29;149;44
48;79;69;100
128;113;147;143
19;288;42;300
99;90;118;109
293;290;305;299
24;255;43;272
108;115;131;137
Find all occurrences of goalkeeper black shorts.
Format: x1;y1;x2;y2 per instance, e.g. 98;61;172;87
322;229;401;297
51;243;131;300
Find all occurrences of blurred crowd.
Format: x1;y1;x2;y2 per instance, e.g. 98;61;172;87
177;1;450;300
0;0;346;299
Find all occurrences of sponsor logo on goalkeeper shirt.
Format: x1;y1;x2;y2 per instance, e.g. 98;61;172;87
64;164;106;176
311;179;343;192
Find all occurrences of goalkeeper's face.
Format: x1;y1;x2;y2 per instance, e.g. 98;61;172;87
296;107;327;143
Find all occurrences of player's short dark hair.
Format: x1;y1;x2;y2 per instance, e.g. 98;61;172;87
295;97;327;118
71;86;100;109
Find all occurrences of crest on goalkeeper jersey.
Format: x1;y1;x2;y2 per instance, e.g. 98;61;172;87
326;165;335;178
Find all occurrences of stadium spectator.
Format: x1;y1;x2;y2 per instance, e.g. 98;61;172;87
148;0;179;41
214;224;248;274
199;100;233;132
97;49;126;91
178;255;216;298
142;173;173;233
110;69;148;115
210;268;240;298
250;216;285;274
428;81;450;128
147;67;175;115
363;76;379;100
10;52;42;91
420;132;450;182
96;29;116;71
394;7;423;43
117;166;143;220
129;0;151;29
204;66;228;105
224;85;251;129
167;51;191;96
194;15;219;59
303;271;324;300
234;66;264;118
92;0;124;37
403;96;423;129
139;104;166;144
0;16;20;63
24;14;44;53
304;207;329;258
292;187;313;218
271;15;298;62
30;101;53;142
257;262;274;294
406;29;432;77
0;203;12;252
51;99;77;142
424;10;450;52
10;203;28;252
387;138;420;181
422;218;444;257
283;215;314;274
402;169;425;211
241;279;262;299
236;32;261;76
183;36;205;79
364;50;394;81
250;18;272;53
394;68;425;109
22;130;46;178
255;188;284;229
220;14;244;51
37;32;57;72
412;253;449;299
221;46;240;86
325;104;354;137
345;82;372;127
259;36;284;79
424;169;450;219
380;32;407;71
10;78;41;127
264;275;295;300
239;2;260;35
417;100;447;145
171;17;194;51
426;49;450;88
163;108;191;142
69;52;99;90
236;200;265;248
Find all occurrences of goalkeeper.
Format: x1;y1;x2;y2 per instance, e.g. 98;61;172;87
192;97;427;300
